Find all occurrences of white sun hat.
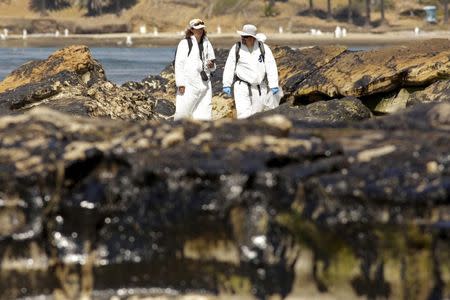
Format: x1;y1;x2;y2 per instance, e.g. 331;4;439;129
237;24;258;38
256;33;267;43
189;18;206;29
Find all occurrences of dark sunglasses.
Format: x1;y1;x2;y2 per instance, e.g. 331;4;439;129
241;36;251;39
193;21;204;26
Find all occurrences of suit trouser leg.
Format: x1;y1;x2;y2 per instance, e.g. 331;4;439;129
174;87;200;120
234;81;253;119
251;85;268;115
192;82;212;121
234;82;269;118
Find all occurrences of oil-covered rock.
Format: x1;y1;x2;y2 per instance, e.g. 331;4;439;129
0;102;448;299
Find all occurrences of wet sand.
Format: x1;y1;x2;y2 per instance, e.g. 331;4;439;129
0;31;449;48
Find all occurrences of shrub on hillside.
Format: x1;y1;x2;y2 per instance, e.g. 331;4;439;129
211;0;251;15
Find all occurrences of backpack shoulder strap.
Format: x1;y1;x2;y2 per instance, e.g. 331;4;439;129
173;38;194;68
235;41;241;66
258;41;265;62
187;37;193;56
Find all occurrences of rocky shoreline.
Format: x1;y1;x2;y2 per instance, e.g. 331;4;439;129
0;40;448;299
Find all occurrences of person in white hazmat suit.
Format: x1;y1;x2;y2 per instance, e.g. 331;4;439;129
174;19;216;120
222;24;280;119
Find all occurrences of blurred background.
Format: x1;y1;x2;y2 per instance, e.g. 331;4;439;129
0;0;449;34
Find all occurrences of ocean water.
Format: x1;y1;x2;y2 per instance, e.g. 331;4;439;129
0;47;176;85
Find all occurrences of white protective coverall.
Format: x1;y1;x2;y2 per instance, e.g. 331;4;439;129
174;36;216;120
222;42;279;119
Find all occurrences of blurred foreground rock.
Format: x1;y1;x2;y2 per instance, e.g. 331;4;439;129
0;102;448;299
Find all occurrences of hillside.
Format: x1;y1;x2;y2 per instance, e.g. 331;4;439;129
0;0;448;34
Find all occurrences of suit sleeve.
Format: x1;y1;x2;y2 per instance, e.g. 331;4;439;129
206;40;216;72
264;45;279;89
222;44;237;88
175;39;188;87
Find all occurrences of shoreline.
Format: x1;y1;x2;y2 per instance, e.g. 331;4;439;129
0;31;449;48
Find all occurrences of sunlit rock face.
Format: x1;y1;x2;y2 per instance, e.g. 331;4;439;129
0;45;173;120
292;39;450;100
407;79;450;107
0;70;90;115
122;74;172;100
0;45;106;94
0;102;448;299
274;45;348;95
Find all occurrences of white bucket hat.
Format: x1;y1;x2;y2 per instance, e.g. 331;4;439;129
237;24;258;38
189;18;206;29
256;33;267;43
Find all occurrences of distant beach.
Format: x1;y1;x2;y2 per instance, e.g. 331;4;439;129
1;31;450;48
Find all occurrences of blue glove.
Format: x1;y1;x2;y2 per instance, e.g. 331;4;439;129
271;87;279;95
223;87;232;96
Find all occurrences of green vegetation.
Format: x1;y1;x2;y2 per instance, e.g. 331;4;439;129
19;0;450;25
211;0;251;16
29;0;138;16
264;0;279;17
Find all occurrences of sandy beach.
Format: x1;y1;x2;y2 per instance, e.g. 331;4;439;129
1;31;450;48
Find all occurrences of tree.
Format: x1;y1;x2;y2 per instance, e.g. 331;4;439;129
348;0;353;23
365;0;371;27
444;0;449;24
40;0;47;15
115;0;120;16
29;0;70;13
327;0;332;20
264;0;277;17
309;0;313;14
80;0;137;16
87;0;102;16
380;0;385;23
